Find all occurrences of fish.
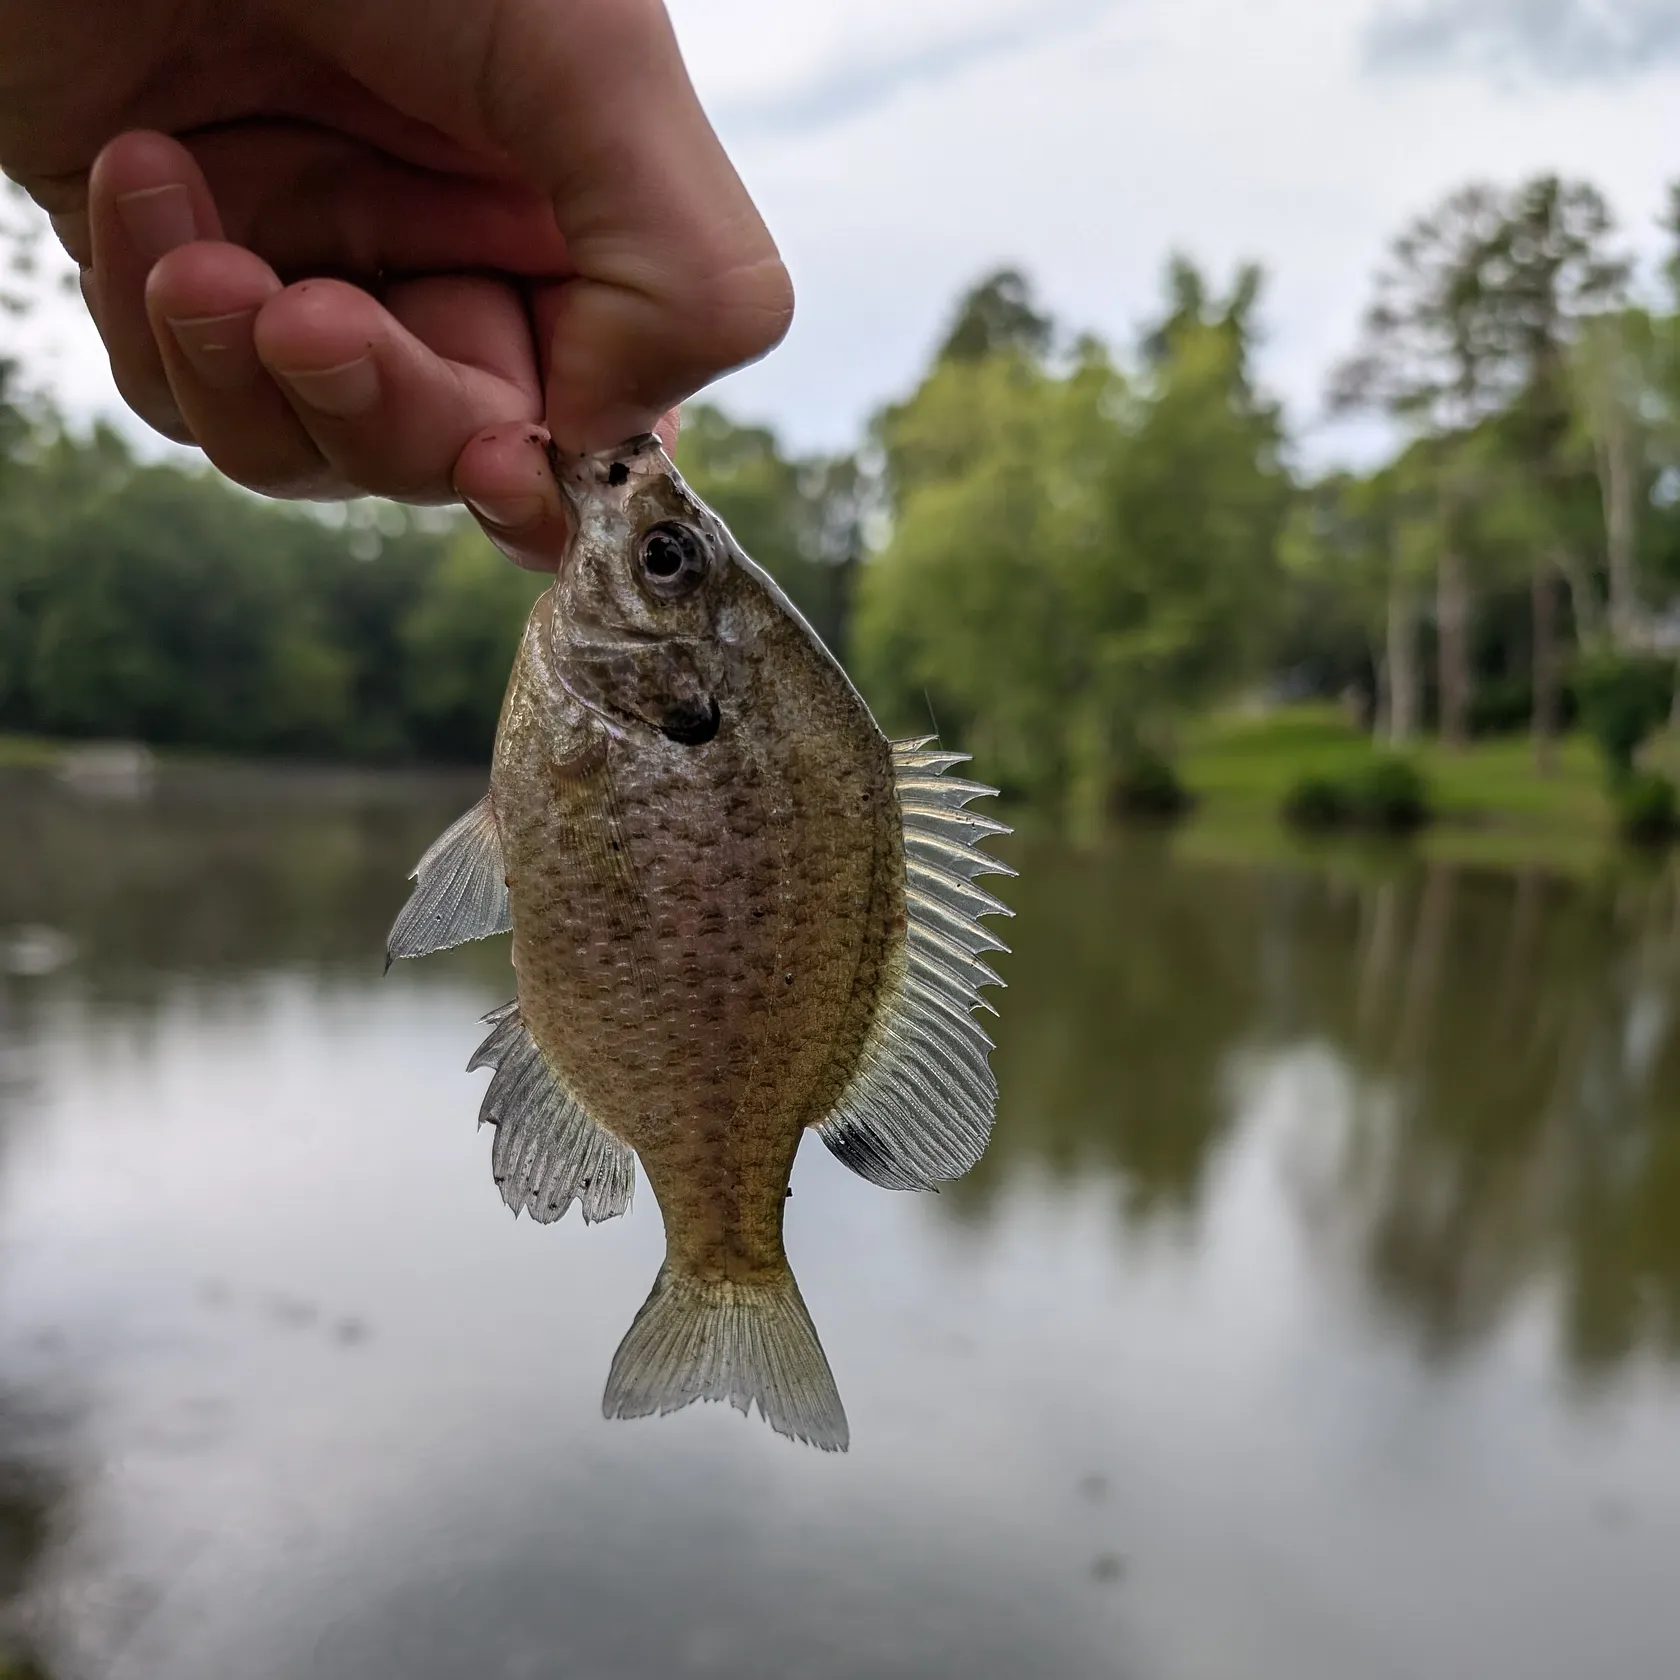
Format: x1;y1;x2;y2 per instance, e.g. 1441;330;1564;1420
386;433;1012;1450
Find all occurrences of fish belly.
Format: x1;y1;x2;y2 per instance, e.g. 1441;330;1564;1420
500;721;898;1278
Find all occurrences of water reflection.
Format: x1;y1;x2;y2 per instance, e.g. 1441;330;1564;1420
6;767;1680;1678
982;832;1680;1380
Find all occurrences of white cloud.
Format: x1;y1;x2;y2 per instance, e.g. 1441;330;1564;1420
1365;0;1680;80
667;0;1121;127
700;0;1679;466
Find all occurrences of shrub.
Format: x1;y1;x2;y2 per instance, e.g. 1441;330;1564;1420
1280;757;1432;834
1281;774;1353;830
1468;676;1535;738
1111;748;1194;820
1350;755;1431;831
1616;772;1680;846
1574;654;1674;783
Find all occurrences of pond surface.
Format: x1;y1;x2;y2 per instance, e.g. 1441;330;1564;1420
2;766;1680;1680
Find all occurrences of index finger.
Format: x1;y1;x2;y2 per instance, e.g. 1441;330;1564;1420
286;0;792;451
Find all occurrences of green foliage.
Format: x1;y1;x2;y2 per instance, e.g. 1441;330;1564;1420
1;168;1677;800
0;402;874;766
0;421;508;761
854;261;1288;811
1281;774;1354;829
1615;771;1679;844
1574;652;1673;782
1350;755;1432;830
674;403;862;655
398;526;546;759
1279;755;1431;832
1111;747;1193;820
935;268;1054;365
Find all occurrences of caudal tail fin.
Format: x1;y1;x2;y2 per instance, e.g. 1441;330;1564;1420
602;1262;849;1452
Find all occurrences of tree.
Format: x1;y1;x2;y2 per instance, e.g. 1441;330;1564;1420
854;259;1287;813
934;268;1054;365
1334;176;1629;752
1097;268;1289;750
400;525;544;759
1332;186;1510;747
1569;309;1663;649
854;348;1099;798
1281;465;1433;745
1483;178;1627;757
1662;180;1680;306
674;403;863;656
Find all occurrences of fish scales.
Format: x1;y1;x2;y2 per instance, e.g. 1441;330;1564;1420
494;594;902;1282
386;434;1010;1450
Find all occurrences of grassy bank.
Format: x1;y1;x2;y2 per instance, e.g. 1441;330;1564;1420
5;712;1649;875
0;733;69;768
1176;705;1624;871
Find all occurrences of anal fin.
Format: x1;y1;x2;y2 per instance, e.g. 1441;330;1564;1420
386;794;511;966
468;1003;635;1225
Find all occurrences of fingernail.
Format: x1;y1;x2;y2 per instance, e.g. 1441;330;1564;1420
115;183;196;264
167;310;260;392
465;494;546;532
278;355;379;418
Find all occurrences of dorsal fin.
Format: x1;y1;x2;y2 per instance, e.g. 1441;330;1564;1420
469;1003;636;1224
386;794;511;966
815;738;1012;1191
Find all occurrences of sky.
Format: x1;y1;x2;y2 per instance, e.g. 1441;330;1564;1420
3;0;1676;473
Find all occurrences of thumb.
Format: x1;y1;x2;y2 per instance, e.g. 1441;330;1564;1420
286;0;792;451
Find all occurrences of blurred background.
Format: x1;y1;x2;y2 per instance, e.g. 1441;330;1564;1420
3;3;1680;1677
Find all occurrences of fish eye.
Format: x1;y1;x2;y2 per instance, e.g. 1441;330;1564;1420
636;522;709;598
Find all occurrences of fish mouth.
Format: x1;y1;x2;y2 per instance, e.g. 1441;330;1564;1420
547;433;667;501
658;696;721;747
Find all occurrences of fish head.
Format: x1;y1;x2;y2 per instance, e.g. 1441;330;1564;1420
546;434;758;748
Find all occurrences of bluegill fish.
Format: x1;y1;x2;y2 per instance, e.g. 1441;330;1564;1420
387;434;1011;1450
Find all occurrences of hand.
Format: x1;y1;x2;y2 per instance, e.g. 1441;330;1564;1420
0;0;792;566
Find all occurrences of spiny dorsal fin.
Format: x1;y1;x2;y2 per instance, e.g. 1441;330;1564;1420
469;1003;635;1225
815;738;1012;1191
386;794;511;966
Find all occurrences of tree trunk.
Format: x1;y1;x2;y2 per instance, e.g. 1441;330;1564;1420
1531;558;1559;773
1436;548;1472;749
1387;570;1419;746
1598;419;1640;650
1554;545;1603;650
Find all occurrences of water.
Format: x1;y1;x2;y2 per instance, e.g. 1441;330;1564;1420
3;766;1680;1680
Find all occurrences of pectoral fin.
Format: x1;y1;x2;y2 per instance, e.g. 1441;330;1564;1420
469;1003;635;1225
816;738;1013;1191
386;794;511;966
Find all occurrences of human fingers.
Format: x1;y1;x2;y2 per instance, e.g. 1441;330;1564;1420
149;255;547;502
286;0;793;452
158;121;571;279
72;126;571;285
85;129;227;440
247;275;544;502
145;240;339;496
454;407;681;572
